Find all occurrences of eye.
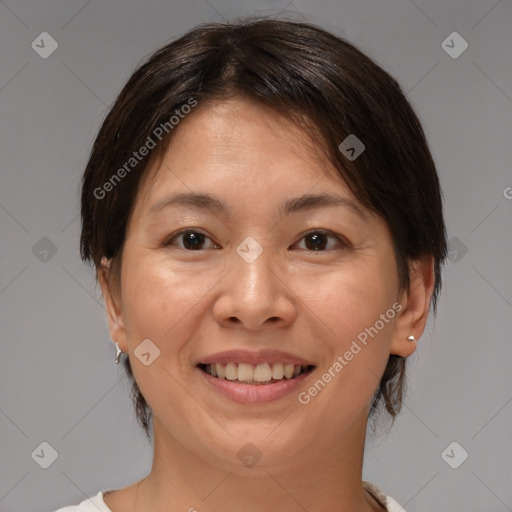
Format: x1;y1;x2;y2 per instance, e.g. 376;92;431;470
293;230;348;251
164;229;220;251
164;228;348;252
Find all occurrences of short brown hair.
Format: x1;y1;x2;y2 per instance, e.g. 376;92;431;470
80;17;447;440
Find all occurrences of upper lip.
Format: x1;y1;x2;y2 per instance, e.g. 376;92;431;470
197;349;315;367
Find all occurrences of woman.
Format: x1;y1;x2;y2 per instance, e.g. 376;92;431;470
55;17;447;512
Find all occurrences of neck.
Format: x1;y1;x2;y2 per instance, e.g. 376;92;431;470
134;409;383;512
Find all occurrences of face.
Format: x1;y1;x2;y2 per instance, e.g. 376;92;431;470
103;97;416;473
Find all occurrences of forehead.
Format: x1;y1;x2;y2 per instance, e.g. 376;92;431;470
135;97;356;214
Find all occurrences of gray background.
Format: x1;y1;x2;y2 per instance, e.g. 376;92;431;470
0;1;511;511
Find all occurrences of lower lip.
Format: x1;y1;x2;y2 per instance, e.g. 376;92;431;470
197;366;315;404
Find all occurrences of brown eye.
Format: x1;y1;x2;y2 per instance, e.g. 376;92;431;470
294;230;347;251
165;230;219;251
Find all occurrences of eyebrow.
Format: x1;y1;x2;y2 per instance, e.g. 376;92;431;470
147;191;367;220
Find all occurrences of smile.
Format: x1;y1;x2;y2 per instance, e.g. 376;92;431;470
197;362;316;404
198;362;315;385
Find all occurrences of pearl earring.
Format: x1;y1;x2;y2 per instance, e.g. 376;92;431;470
407;335;415;342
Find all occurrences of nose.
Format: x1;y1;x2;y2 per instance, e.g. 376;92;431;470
212;242;297;331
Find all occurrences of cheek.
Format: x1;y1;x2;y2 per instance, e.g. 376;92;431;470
118;254;208;416
121;252;207;336
307;258;398;345
117;265;191;414
119;250;230;391
302;260;398;407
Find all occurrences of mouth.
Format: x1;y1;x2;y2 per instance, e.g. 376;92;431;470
197;362;316;385
196;349;317;403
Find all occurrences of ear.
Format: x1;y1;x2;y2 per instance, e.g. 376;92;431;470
390;256;435;357
98;256;128;353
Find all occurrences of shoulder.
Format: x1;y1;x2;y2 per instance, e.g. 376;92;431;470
363;481;406;512
52;491;112;512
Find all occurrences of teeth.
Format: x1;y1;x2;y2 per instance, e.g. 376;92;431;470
203;362;310;383
272;362;284;379
284;363;295;379
237;363;254;382
253;363;272;382
225;362;238;380
216;363;225;379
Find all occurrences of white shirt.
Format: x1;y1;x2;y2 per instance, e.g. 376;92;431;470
52;481;406;511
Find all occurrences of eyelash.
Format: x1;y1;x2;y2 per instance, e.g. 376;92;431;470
163;228;349;252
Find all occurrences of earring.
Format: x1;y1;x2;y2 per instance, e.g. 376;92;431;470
407;335;416;342
115;342;122;364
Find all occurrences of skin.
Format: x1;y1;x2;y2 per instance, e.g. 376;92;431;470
99;97;435;512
